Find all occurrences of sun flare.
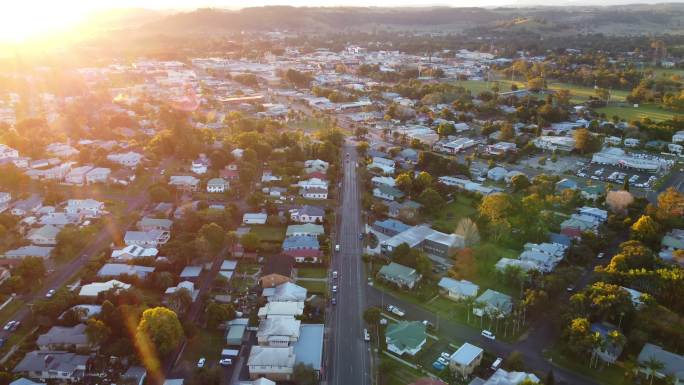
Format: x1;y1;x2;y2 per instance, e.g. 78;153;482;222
0;2;91;42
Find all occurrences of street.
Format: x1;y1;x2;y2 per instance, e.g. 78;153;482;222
328;143;372;385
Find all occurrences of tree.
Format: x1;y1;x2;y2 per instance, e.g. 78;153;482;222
363;307;381;325
479;193;514;223
454;218;480;247
199;223;225;254
167;288;193;314
657;187;684;221
85;318;111;348
418;188;445;216
240;232;260;252
504;350;526;371
500;123;515;141
630;215;660;246
135;307;183;356
413;172;433;194
16;256;46;282
510;174;530;192
606;190;634;214
395;173;413;193
573;128;597;154
206;302;235;329
293;363;318;385
563;317;596;358
449;248;478;280
148;185;172;202
643;356;664;385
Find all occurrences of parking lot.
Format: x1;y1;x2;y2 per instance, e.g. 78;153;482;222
577;162;657;189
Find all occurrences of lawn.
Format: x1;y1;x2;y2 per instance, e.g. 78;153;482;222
181;329;226;365
289;117;335;132
297;267;328;279
595;103;678;122
469;242;522;299
379;355;424;385
296;280;328;294
249;225;286;243
0;298;24;326
430;196;478;233
546;347;626;385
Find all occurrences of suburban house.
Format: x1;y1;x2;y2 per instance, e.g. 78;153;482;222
438;277;479;301
661;229;684;264
243;213;268;225
289;205;325;223
373;185;405;201
13;351;89;381
297;177;328;191
371;176;396;188
247;346;296;381
97;263;155;279
107;151;143;167
262;282;308;303
169;175;200;192
257;316;301;346
367;157;396;174
207;177;229;193
304;159;329;174
260;256;295;288
0;192;10;213
380;225;464;260
257;302;305;320
27;225;60;246
481;369;540;385
2;246;53;260
137;217;173;232
65;166;93;185
11;195;42;216
124;230;170;248
377;262;422;289
473;289;513;318
36;324;89;351
65;199;105;218
111;245;158;261
301;187;328;200
285;224;324;238
449;343;483;379
179;266;203;282
372;219;411;237
79;280;131;298
590;323;625;364
385;321;427;356
637;343;684;385
85;168;111;184
292;324;325;379
282;235;319;251
164;281;199;302
387;200;421;221
191;155;210;174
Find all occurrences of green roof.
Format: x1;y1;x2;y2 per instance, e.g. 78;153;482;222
378;262;418;283
385;321;426;351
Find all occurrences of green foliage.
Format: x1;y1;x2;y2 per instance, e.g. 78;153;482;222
136;307;184;356
206;302;236;329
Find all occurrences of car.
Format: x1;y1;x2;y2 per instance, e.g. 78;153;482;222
10;321;19;332
359;233;364;240
332;271;338;279
386;305;405;317
566;285;575;292
440;352;451;360
335;244;340;252
219;358;232;366
45;289;56;298
437;357;448;365
2;321;12;331
422;320;435;329
363;328;370;341
597;253;605;259
331;298;336;305
432;361;446;371
332;285;338;293
491;357;503;370
481;330;495;340
346;153;350;158
197;358;206;368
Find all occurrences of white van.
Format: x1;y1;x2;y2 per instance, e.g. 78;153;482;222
335;244;340;252
363;329;370;341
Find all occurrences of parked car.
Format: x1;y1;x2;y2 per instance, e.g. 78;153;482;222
331;298;336;305
437;357;448;365
197;358;206;368
45;289;56;298
440;352;451;360
219;358;232;366
386;305;405;317
335;244;340;252
422;320;435;329
3;321;13;331
597;253;605;259
432;361;446;371
481;330;495;340
332;285;337;293
363;329;370;342
491;357;503;370
332;271;338;279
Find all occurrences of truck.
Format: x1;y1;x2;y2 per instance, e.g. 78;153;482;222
386;305;405;317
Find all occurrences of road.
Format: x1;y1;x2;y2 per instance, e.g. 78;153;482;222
328;143;372;385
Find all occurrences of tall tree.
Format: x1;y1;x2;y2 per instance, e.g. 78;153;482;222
135;307;183;356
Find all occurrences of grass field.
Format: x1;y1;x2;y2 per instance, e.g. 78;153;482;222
595;104;679;122
379;355;423;385
297;267;328;279
430;196;478;233
296;279;328;294
546;347;625;385
181;329;225;365
249;225;286;242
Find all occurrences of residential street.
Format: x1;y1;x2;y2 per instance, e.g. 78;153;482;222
329;143;372;385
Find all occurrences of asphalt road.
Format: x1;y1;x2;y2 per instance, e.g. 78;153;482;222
328;144;372;385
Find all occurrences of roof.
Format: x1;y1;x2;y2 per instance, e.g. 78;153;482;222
247;346;296;368
375;185;404;198
476;289;513;314
293;324;324;371
258;302;305;318
450;343;483;366
36;324;88;347
438;277;479;297
282;235;319;250
180;265;203;278
483;369;540;385
137;217;173;230
385;321;426;351
262;255;294;277
286;224;325;236
373;219;411;234
3;245;53;258
10;379;45;385
295;205;325;217
28;225;60;240
97;263;155;278
262;282;308;302
379;262;418;282
13;351;89;374
220;260;238;271
638;343;684;380
79;280;131;297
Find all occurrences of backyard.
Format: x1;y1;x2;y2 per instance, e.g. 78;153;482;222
181;329;225;366
297;267;328;279
249;224;286;242
429;196;478;233
296;279;328;294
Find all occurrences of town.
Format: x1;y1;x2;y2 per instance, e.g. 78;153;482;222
0;4;683;385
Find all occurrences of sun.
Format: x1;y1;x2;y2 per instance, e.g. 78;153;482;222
0;2;90;43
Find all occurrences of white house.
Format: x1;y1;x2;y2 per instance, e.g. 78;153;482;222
289;206;325;223
27;225;60;246
367;157;395;175
85;168;111;184
297;178;328;191
304;159;329;174
66;199;105;218
107;152;143;167
79;280;131;297
301;187;328;200
65;166;94;185
243;213;268;225
207;178;229;193
169;175;200;192
124;230;170;248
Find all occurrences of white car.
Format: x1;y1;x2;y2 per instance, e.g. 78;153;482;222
197;358;206;368
332;285;337;293
440;352;451;360
332;271;338;279
437;357;448;365
363;328;370;342
3;321;13;331
45;289;56;298
481;330;496;340
335;244;340;252
219;358;232;366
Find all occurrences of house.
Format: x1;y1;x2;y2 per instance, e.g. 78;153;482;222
111;245;158;261
232;148;244;159
262;282;308;303
226;324;246;346
260;256;295;288
79;280;131;298
247;346;296;381
121;366;147;385
10;378;45;385
85;168;111;184
137;217;173;232
59;305;101;322
387;200;421;221
257;301;305;319
0;192;10;213
385;321;427;356
590;323;624;364
487;167;507;182
11;195;42;216
207;178;229;193
378;262;422;289
533;136;576;152
220;166;240;181
13;351;88;381
282;235;319;251
65;166;93;185
372;219;411;237
380;225;464;259
0;144;19;160
107;151;143;167
285;224;324;238
27;225;60;246
180;265;203;282
481;369;540;385
556;178;578;192
36;324;89;350
124;230;170;248
243;213;268;225
3;246;53;260
438;278;479;301
111;169;136;185
578;207;608;223
0;268;10;285
371;176;396;188
373;185;404;201
304;159;329;174
367;157;396;175
46;143;78;158
257;316;301;346
292;324;325;378
169;175;200;192
301;187;328;200
191;155;210;174
473;289;513;318
66;199;105;217
449;343;483;378
637;343;684;385
581;185;604;201
289;205;325;223
97;263;155;279
165;281;199;301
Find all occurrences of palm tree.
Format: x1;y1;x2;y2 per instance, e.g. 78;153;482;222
643;356;664;385
462;297;475;324
473;301;485;328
